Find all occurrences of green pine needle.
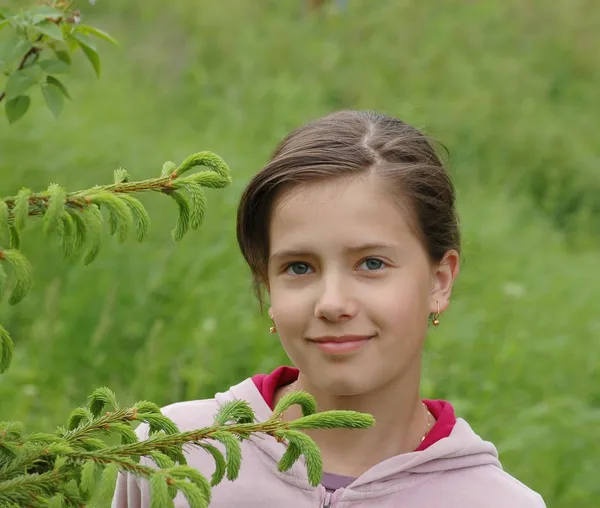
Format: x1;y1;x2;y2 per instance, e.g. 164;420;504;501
277;442;302;474
288;410;376;431
173;479;208;508
59;211;75;258
1;249;33;305
273;391;318;418
88;387;119;417
81;204;103;265
0;263;7;301
214;400;255;426
149;473;173;508
0;324;14;374
179;183;206;231
43;184;67;236
198;444;226;486
210;432;242;481
13;188;32;232
8;226;19;250
0;201;9;244
168;191;191;242
118;194;150;242
279;430;323;487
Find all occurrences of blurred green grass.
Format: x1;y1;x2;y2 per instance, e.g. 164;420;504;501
0;1;598;505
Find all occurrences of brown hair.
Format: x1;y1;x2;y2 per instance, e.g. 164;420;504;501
236;110;461;306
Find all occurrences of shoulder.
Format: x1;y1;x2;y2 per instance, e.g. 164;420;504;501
445;463;546;508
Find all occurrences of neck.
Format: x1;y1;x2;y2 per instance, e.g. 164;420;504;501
277;362;431;478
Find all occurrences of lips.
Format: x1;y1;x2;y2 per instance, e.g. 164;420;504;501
307;335;373;354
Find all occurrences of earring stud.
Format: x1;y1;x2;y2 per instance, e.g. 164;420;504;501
432;301;441;326
269;318;277;334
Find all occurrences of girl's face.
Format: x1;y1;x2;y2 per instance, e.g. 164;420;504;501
267;176;458;396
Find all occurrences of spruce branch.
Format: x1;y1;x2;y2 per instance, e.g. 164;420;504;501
0;387;374;507
0;151;232;374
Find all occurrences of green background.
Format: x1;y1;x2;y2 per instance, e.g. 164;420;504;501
1;1;598;506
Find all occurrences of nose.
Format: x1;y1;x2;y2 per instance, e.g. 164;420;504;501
313;273;358;322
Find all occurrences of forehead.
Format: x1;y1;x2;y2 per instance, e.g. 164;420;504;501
269;177;418;252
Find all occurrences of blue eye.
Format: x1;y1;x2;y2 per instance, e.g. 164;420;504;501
359;258;386;271
286;262;313;275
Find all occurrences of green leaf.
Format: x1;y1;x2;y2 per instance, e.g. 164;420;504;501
168;191;191;242
30;6;64;23
42;82;64;118
5;95;31;124
1;38;32;68
40;58;70;74
4;71;36;100
47;75;71;99
76;24;119;46
0;324;14;374
1;249;33;305
71;33;100;77
53;49;71;65
35;20;64;41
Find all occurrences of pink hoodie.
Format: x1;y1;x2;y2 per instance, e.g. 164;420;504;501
111;377;546;507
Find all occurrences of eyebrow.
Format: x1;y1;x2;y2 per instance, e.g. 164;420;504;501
269;242;397;262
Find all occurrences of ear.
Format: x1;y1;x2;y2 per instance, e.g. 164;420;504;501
430;249;460;314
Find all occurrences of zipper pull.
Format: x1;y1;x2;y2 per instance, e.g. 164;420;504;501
322;492;333;508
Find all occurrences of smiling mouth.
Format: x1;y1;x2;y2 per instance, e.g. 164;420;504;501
307;335;373;354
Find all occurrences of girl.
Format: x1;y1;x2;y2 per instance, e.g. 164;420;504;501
112;110;546;507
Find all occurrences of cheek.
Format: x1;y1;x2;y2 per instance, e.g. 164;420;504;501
270;284;311;332
371;273;431;326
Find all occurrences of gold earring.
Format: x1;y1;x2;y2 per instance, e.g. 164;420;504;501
269;318;277;334
432;302;441;327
